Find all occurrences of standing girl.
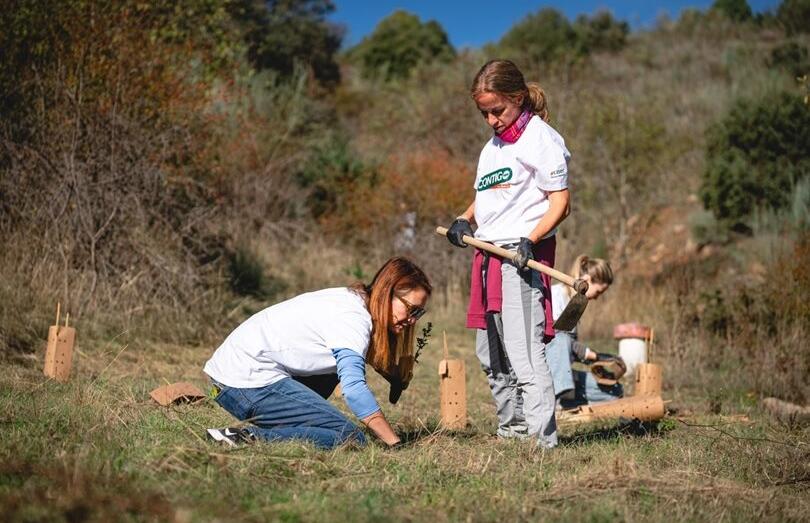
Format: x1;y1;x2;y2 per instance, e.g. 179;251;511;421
446;59;571;448
203;257;431;449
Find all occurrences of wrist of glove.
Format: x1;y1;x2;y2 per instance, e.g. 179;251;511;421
376;368;410;405
514;237;534;270
387;376;408;405
590;353;627;385
447;218;473;248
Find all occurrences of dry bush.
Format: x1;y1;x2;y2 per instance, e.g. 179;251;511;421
0;4;327;350
0;3;232;345
0;102;224;341
578;231;810;404
338;51;488;163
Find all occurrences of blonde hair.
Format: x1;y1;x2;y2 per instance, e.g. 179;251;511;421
350;257;432;378
569;255;614;286
470;59;549;121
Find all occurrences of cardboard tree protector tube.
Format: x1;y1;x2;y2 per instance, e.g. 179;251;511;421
586;395;665;421
43;304;76;382
438;359;467;429
438;332;467;429
634;363;663;397
562;395;666;424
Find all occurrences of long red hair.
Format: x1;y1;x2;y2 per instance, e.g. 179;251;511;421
351;257;432;378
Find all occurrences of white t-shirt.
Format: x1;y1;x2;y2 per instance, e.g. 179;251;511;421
473;115;571;245
550;283;570;322
551;283;578;335
203;288;372;388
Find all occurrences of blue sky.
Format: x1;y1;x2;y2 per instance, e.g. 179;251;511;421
329;0;782;49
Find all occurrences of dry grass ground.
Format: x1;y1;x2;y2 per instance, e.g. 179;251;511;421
2;304;808;523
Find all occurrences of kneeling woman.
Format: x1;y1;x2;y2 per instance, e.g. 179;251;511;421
203;257;431;449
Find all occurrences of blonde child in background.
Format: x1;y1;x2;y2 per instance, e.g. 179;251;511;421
547;255;622;407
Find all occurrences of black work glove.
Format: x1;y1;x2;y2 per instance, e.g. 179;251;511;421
590;354;627;385
514;237;534;270
446;218;473;248
382;374;409;404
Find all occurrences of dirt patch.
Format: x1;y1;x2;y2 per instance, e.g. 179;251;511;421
621;203;704;279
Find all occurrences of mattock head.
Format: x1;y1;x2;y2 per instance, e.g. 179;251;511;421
553;280;590;332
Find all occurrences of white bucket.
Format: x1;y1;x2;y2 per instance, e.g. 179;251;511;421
618;338;647;377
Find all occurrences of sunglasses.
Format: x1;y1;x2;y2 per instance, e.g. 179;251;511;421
396;295;426;321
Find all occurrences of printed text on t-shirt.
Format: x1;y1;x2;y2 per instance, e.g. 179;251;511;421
477;167;513;191
550;164;567;178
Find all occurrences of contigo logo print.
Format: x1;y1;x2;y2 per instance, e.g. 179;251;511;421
477;167;512;191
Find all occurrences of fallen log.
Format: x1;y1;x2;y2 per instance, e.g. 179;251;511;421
762;397;810;426
558;395;666;425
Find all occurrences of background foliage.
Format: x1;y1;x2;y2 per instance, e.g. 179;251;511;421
346;10;455;81
701;92;810;230
1;0;808;414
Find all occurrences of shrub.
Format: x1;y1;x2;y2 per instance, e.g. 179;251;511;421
346;11;455;81
0;1;332;346
573;11;630;53
752;176;810;234
711;0;753;22
295;133;376;220
777;0;810;35
228;246;286;299
700;92;810;229
227;0;343;86
497;8;583;65
568;95;669;261
770;41;809;77
689;208;731;245
494;9;628;68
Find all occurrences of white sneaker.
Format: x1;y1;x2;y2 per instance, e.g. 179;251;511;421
206;427;253;447
496;426;530;439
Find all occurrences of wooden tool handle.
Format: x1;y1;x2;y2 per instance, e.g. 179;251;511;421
436;226;580;289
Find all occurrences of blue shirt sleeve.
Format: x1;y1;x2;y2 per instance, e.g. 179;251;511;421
331;348;381;420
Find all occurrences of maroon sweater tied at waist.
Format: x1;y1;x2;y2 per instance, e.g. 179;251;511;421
465;236;556;341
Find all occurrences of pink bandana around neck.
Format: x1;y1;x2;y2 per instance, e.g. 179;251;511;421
497;110;532;143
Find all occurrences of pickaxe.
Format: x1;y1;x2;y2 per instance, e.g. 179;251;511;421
436;226;589;331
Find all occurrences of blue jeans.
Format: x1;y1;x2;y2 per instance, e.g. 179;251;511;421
213;377;366;449
571;370;623;405
547;331;623;407
546;331;576;397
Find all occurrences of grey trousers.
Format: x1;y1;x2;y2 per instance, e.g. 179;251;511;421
475;261;558;448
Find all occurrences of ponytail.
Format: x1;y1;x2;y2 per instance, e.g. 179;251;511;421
526;82;549;121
